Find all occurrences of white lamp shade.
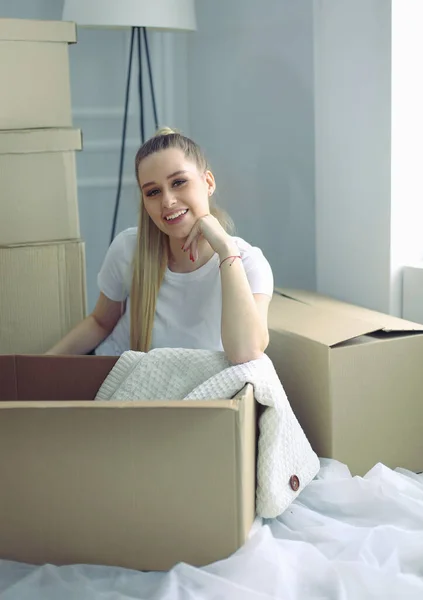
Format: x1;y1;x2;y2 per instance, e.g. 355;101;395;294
62;0;197;31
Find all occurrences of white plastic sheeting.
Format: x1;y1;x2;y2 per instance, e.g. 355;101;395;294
1;458;422;599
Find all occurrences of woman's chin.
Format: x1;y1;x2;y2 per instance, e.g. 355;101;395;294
166;223;192;240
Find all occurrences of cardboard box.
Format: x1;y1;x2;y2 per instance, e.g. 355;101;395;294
0;128;82;246
0;241;87;354
0;18;76;129
266;288;423;475
0;355;256;571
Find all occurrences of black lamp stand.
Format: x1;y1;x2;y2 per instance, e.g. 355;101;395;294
110;26;159;244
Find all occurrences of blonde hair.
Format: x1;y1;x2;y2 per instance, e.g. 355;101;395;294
130;127;233;352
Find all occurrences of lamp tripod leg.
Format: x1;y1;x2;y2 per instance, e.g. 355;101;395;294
110;26;135;244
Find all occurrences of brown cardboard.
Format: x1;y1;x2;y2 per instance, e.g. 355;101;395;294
0;355;17;400
0;18;76;129
0;355;117;402
0;355;256;571
266;288;423;475
0;129;82;245
0;241;87;354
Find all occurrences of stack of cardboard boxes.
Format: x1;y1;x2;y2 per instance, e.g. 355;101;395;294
0;18;87;354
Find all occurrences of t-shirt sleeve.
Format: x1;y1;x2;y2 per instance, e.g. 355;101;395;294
97;231;132;302
240;243;274;298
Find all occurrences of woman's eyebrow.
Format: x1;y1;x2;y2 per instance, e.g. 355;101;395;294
141;170;188;190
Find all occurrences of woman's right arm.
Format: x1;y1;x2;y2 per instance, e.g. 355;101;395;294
45;292;124;355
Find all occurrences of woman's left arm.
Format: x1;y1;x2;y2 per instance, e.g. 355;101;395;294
183;215;272;364
219;241;270;364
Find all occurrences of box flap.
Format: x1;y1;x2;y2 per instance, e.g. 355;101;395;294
0;128;82;154
0;18;76;43
269;291;380;346
276;288;423;335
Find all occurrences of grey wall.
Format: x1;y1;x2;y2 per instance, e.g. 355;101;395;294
186;0;316;290
0;0;61;20
314;0;423;316
314;0;392;313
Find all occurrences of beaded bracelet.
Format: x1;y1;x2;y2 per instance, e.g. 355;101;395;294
219;255;241;269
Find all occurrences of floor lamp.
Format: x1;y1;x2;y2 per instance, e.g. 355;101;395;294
62;0;197;243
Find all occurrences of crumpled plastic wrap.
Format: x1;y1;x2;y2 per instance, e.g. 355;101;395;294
1;459;422;599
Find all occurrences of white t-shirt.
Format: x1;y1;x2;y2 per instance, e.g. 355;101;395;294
95;227;274;356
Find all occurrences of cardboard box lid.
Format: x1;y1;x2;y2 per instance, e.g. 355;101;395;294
271;288;423;347
0;128;82;155
0;18;76;43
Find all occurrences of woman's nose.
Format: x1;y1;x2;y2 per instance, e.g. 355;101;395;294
162;190;177;208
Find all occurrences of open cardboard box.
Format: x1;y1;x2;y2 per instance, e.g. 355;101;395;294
268;289;423;475
0;355;256;571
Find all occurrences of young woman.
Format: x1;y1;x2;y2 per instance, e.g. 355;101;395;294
47;128;274;364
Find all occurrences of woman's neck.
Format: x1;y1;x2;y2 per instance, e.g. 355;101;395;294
168;237;215;273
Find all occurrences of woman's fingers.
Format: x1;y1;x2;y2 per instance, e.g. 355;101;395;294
182;215;226;261
182;222;199;253
190;236;199;262
182;219;205;260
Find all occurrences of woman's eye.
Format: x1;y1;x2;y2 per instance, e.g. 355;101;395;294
146;188;160;197
172;179;186;187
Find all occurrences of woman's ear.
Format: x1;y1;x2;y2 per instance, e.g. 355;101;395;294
205;170;216;197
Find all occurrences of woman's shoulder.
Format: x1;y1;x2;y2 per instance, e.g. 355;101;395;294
233;237;274;298
109;227;138;258
231;236;268;262
97;228;138;300
230;236;274;295
113;227;138;246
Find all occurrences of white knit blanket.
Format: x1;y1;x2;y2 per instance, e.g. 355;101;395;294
95;348;320;518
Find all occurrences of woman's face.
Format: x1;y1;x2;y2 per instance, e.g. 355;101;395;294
138;148;215;238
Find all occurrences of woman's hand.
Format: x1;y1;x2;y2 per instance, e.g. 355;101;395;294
181;214;236;261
